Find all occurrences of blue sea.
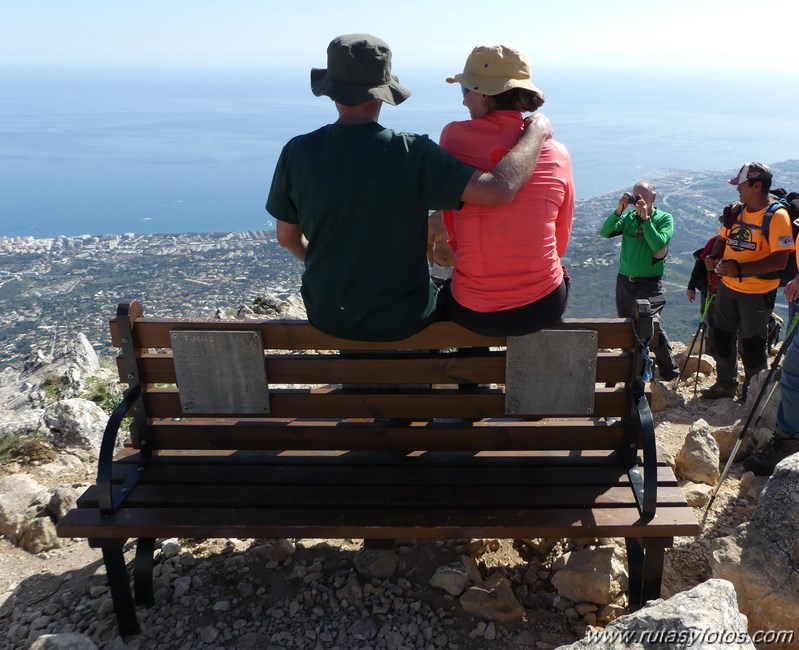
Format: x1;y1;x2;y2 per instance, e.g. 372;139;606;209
2;64;799;238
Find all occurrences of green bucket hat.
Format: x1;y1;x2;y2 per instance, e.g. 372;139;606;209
310;34;411;107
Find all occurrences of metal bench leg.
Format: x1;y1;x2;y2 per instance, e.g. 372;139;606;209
626;537;671;610
134;538;156;606
99;541;140;636
625;537;644;609
640;538;670;605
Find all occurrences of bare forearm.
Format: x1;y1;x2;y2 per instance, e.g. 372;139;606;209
282;238;307;262
738;252;790;274
276;222;308;262
715;251;790;277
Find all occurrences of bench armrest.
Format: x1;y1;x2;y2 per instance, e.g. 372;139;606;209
633;393;658;517
97;385;142;515
627;298;657;517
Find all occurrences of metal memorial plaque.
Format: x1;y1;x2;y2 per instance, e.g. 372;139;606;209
505;329;597;415
171;330;270;414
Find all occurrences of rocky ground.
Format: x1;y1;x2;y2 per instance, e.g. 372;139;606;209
0;341;776;650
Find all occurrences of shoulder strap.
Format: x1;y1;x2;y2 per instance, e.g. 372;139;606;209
762;199;789;241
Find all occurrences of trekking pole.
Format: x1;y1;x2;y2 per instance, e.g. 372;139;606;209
692;293;715;395
693;321;706;398
702;304;799;525
679;291;714;383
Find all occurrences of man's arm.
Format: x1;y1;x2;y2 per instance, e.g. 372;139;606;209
599;193;637;238
460;113;552;206
598;211;624;238
715;251;791;278
276;221;308;262
640;211;672;252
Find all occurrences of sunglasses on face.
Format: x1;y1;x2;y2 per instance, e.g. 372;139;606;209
461;86;470;97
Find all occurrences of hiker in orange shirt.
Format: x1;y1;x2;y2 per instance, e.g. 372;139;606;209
701;162;795;400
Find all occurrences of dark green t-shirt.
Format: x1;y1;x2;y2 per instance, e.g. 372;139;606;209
266;122;474;341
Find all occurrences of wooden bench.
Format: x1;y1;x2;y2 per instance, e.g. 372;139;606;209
57;298;699;636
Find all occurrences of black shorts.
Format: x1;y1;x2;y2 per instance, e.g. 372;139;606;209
437;275;569;337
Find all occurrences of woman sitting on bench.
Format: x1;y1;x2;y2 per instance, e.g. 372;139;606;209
434;44;575;336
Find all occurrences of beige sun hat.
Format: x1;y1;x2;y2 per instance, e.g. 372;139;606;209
446;44;542;97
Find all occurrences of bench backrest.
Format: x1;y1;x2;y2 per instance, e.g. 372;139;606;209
111;299;655;454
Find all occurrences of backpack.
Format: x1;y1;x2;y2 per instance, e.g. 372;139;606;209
692;235;719;293
765;190;799;286
722;190;799;285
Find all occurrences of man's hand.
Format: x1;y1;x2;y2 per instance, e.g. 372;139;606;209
634;196;649;221
785;277;799;303
704;255;718;272
686;289;696;303
714;259;739;277
615;193;633;217
523;113;552;139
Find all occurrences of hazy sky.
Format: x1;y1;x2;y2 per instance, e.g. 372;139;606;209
3;0;797;73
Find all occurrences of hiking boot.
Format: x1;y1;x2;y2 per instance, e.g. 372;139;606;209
742;432;799;476
700;382;737;399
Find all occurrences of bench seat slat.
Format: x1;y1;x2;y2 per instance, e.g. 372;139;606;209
145;421;629;451
75;484;690;509
107;461;678;487
111;447;630;463
59;505;700;540
141;388;634;419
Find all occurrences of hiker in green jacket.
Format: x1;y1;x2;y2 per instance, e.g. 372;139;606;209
600;180;679;380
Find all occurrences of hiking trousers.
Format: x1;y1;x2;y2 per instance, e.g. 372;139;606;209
712;282;776;388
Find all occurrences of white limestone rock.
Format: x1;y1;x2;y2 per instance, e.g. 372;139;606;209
42;398;108;452
551;545;628;605
709;453;799;649
679;480;714;507
557;579;754;649
429;563;470;596
18;516;61;554
459;573;524;623
29;633;99;649
711;425;752;463
0;474;49;543
680;353;716;379
676;419;720;485
742;368;779;431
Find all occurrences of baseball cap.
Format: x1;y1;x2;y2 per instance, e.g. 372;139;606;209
728;162;772;186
